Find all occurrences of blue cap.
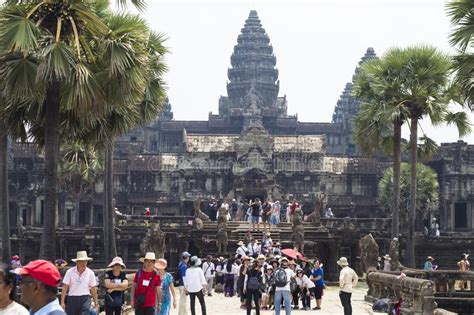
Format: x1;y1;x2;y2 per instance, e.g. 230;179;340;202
182;251;191;258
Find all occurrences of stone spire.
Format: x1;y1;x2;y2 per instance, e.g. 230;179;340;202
226;10;279;109
332;48;378;155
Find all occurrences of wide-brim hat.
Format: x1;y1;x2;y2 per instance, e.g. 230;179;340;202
427;256;435;261
257;254;266;260
337;257;349;267
288;260;297;265
218;256;225;262
72;251;93;262
190;256;202;267
237;241;244;246
275;242;281;246
155;258;167;269
383;255;391;261
139;252;157;262
108;256;126;268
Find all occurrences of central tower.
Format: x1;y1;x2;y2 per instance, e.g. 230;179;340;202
218;10;288;127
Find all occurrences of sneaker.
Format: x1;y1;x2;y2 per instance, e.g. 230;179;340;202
207;293;212;296
293;306;299;310
313;306;321;310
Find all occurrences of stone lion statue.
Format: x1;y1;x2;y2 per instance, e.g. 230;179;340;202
140;223;166;259
216;217;228;253
359;233;379;272
193;199;210;229
292;208;305;253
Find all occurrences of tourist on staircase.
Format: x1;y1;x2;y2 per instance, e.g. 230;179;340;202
261;199;273;232
270;201;281;229
231;199;239;221
244;258;263;315
183;256;207;315
261;232;273;256
250;199;262;231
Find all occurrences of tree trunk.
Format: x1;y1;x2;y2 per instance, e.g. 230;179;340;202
406;116;418;268
391;121;402;238
41;84;60;260
0;125;11;262
104;142;117;262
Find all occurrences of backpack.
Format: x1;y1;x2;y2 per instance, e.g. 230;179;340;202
174;262;184;286
274;268;288;287
247;276;260;290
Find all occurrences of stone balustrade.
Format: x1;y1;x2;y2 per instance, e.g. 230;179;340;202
367;271;436;315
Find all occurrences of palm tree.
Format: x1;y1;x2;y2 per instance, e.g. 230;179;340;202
74;16;167;262
379;162;439;229
446;0;474;109
0;1;163;260
354;46;471;267
352;52;410;238
0;94;28;262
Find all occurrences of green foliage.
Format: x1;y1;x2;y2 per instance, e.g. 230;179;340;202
447;0;474;109
379;163;439;222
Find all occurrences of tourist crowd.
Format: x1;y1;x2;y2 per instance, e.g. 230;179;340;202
0;247;360;315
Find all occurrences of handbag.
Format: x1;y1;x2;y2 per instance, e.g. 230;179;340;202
105;293;123;308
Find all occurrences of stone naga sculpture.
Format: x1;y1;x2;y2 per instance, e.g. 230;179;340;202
140;223;166;259
193;199;210;230
216;215;228;253
359;233;380;272
292;207;305;253
389;237;402;271
307;192;325;227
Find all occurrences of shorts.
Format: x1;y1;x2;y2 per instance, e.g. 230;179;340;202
251;216;260;224
261;214;269;223
270;215;278;225
314;285;323;299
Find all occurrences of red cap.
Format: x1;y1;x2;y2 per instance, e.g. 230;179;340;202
14;260;61;287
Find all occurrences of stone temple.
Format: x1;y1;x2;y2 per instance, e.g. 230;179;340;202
6;11;474;275
113;10;380;216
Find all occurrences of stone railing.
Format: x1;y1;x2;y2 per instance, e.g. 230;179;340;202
367;271;436;315
321;217;391;232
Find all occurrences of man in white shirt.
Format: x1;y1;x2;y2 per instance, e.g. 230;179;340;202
337;257;358;315
235;241;247;258
247;239;260;258
60;251;98;315
202;255;215;296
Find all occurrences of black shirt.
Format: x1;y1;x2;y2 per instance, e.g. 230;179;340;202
105;270;127;299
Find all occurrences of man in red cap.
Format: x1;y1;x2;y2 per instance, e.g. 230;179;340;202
14;259;66;314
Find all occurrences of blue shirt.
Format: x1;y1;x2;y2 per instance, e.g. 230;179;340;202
178;260;188;287
423;261;433;271
312;267;324;286
33;299;66;315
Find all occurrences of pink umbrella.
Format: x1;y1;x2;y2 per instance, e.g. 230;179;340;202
281;248;304;260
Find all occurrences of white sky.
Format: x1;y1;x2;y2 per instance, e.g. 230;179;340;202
131;0;473;144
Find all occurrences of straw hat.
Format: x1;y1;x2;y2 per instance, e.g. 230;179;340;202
108;256;126;268
155;258;167;270
237;241;244;246
426;256;435;261
383;255;391;261
72;251;93;262
288;260;297;266
337;257;349;267
139;252;157;263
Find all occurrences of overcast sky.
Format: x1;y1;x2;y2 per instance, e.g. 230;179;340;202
132;0;473;144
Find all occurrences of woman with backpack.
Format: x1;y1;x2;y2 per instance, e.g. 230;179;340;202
244;259;263;315
104;257;128;315
224;258;238;297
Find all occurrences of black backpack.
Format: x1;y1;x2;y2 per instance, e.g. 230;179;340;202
247;276;260;290
274;268;288;287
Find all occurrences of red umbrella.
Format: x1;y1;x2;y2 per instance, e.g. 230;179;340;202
281;248;304;260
